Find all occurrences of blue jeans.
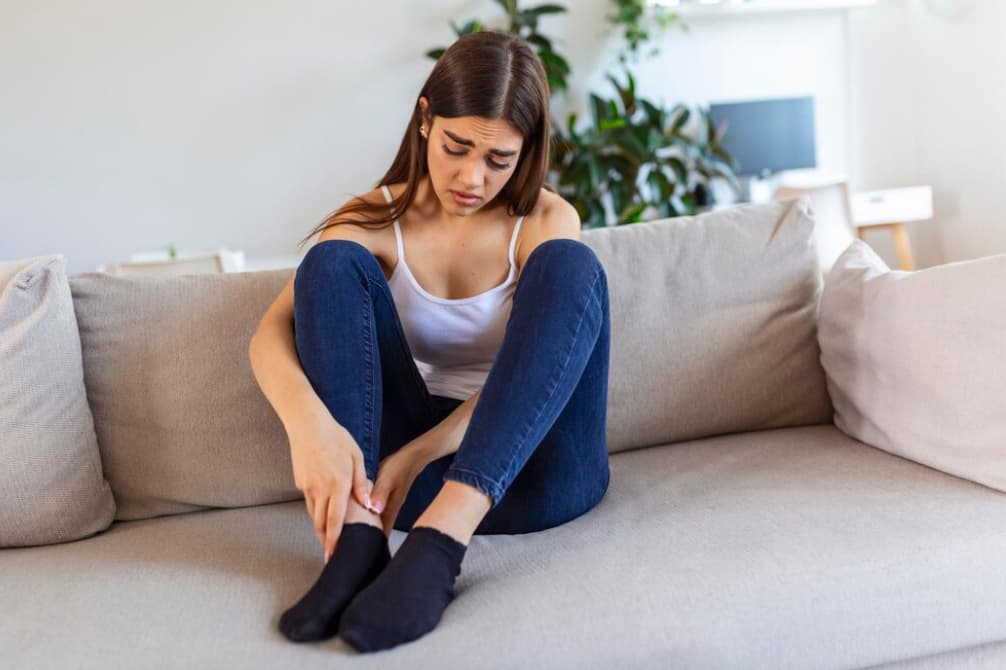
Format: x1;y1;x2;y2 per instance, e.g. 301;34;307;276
292;237;610;535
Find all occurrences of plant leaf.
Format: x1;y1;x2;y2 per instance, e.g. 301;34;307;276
539;49;571;76
639;99;664;128
599;118;627;132
668;105;690;133
618;200;647;224
525;33;552;51
589;93;609;127
666;157;687;183
526;3;567;16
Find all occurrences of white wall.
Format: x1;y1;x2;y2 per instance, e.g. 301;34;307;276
2;0;1005;274
1;0;477;274
848;0;1006;267
624;11;851;179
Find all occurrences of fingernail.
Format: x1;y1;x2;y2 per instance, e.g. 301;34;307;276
374;501;384;513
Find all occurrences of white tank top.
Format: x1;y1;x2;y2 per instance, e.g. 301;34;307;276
380;185;525;401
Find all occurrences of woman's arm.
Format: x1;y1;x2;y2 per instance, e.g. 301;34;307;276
247;272;334;430
250;295;378;560
249;313;331;430
411;388;482;463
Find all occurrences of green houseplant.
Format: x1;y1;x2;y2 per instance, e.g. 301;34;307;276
426;0;571;95
552;70;739;227
606;0;689;63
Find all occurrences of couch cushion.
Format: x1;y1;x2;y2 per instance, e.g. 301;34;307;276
0;255;115;547
69;269;296;521
3;425;1004;669
819;239;1006;493
583;197;832;452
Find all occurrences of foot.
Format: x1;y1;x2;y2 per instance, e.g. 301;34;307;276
277;522;391;642
337;525;468;652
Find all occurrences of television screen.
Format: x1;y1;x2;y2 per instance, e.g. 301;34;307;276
708;96;817;177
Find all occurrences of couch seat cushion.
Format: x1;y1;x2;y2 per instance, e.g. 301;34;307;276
2;425;1005;669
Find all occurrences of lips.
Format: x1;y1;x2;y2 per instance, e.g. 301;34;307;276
451;190;479;200
450;190;480;206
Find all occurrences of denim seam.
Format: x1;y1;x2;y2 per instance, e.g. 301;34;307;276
361;279;375;472
495;267;603;492
443;466;504;503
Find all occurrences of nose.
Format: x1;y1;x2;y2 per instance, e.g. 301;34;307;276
456;155;484;190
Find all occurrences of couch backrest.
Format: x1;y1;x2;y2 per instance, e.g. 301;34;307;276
69;197;832;521
70;269;295;520
589;197;832;452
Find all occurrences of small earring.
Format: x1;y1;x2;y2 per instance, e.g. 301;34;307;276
419;125;428;139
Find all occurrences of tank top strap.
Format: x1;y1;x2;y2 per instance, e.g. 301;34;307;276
380;185;406;263
508;215;525;268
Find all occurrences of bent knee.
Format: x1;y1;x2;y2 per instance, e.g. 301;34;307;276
296;239;379;284
523;238;605;284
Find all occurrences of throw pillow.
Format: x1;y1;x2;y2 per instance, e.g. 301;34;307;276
818;239;1006;493
0;255;116;547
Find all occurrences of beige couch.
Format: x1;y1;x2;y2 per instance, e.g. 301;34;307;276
3;198;1005;669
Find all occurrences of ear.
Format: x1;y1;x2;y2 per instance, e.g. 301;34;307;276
417;96;431;126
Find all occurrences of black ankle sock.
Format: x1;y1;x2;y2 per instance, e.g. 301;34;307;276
278;522;391;642
337;525;468;652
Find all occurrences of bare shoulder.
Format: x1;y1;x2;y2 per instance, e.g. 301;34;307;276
317;184;396;241
314;183;400;272
514;187;583;274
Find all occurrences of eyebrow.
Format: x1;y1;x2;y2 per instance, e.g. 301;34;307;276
443;129;519;157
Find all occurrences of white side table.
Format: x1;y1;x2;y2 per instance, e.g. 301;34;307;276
850;185;933;271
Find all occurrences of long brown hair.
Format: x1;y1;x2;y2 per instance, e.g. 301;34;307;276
296;31;555;251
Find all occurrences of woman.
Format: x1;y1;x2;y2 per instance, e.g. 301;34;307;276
248;31;611;653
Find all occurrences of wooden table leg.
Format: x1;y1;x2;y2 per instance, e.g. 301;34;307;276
890;222;915;270
854;223;916;270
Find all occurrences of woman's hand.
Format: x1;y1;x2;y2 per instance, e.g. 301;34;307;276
370;441;435;537
286;411;375;562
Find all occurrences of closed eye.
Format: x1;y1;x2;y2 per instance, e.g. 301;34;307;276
443;145;510;170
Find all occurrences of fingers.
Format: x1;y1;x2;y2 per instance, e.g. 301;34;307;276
304;491;320;545
311;492;328;552
324;490;349;563
369;476;390;517
381;487;404;537
370;452;402;515
353;454;376;511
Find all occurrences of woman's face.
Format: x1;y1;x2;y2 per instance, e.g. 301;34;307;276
420;99;524;215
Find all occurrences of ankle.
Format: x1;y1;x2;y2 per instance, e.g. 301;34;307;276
344;496;384;529
413;481;491;546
